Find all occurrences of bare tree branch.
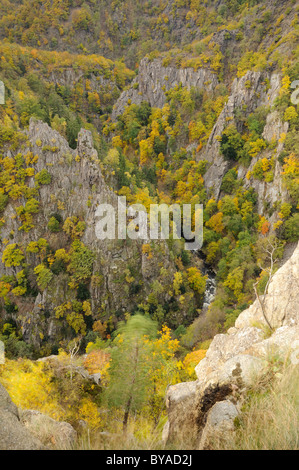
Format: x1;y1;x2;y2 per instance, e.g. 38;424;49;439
254;238;280;331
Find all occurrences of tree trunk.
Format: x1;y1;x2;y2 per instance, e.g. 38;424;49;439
123;395;132;433
122;342;139;433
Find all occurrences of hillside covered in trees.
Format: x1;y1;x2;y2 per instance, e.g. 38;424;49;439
0;0;298;451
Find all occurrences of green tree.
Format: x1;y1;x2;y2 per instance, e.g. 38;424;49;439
0;194;9;212
34;264;53;290
106;314;157;432
220;124;245;161
68;241;94;281
35;169;52;185
283;214;299;242
48;216;61;233
2;244;25;268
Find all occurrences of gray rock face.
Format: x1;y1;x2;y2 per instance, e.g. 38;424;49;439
113;60;286;209
90;372;102;385
237;109;290;217
235;242;299;329
49;68;111;91
201;71;281;199
0;382;18;417
216;354;266;388
247;325;299;361
0;119;178;346
0;384;45;450
164;242;299;447
195;327;264;380
202;400;239;428
20;409;77;450
112;57;218;119
198;400;239;450
262;110;289;143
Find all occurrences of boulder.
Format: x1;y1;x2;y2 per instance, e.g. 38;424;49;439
20;409;77;450
0;384;45;450
0;381;18;416
165;381;200;446
195;327;264;380
202;400;239;428
216;354;266;388
198;400;239;450
247;325;299;361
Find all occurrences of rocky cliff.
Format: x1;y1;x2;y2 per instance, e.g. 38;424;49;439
112;57;219;119
200;71;283;200
164;242;299;448
0;61;292;348
112;58;288;214
0;119;180;347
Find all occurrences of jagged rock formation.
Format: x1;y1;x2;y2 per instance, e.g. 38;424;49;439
112;59;287;214
234;241;298;330
0;119;180;347
49;68;111;91
112;57;218;119
0;68;291;350
200;71;282;199
238;109;289;217
164;242;299;448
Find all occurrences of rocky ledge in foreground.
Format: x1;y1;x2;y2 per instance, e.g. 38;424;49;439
0;382;77;450
164;242;299;449
0;383;45;450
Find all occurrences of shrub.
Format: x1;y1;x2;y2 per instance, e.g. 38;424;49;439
63;217;86;239
2;244;25;267
50;258;66;275
220;125;245;161
48;216;61;233
68;241;95;281
283;213;299;241
34;264;54;290
221;168;239;194
0;194;9;212
35;169;52;185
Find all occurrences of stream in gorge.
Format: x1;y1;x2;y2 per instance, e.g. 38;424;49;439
192;250;217;311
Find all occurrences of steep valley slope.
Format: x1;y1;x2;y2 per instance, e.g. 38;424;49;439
0;0;298;450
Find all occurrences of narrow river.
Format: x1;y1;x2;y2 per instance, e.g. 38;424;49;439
192;250;216;311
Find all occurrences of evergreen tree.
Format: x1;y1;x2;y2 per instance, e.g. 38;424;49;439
106;314;157;432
